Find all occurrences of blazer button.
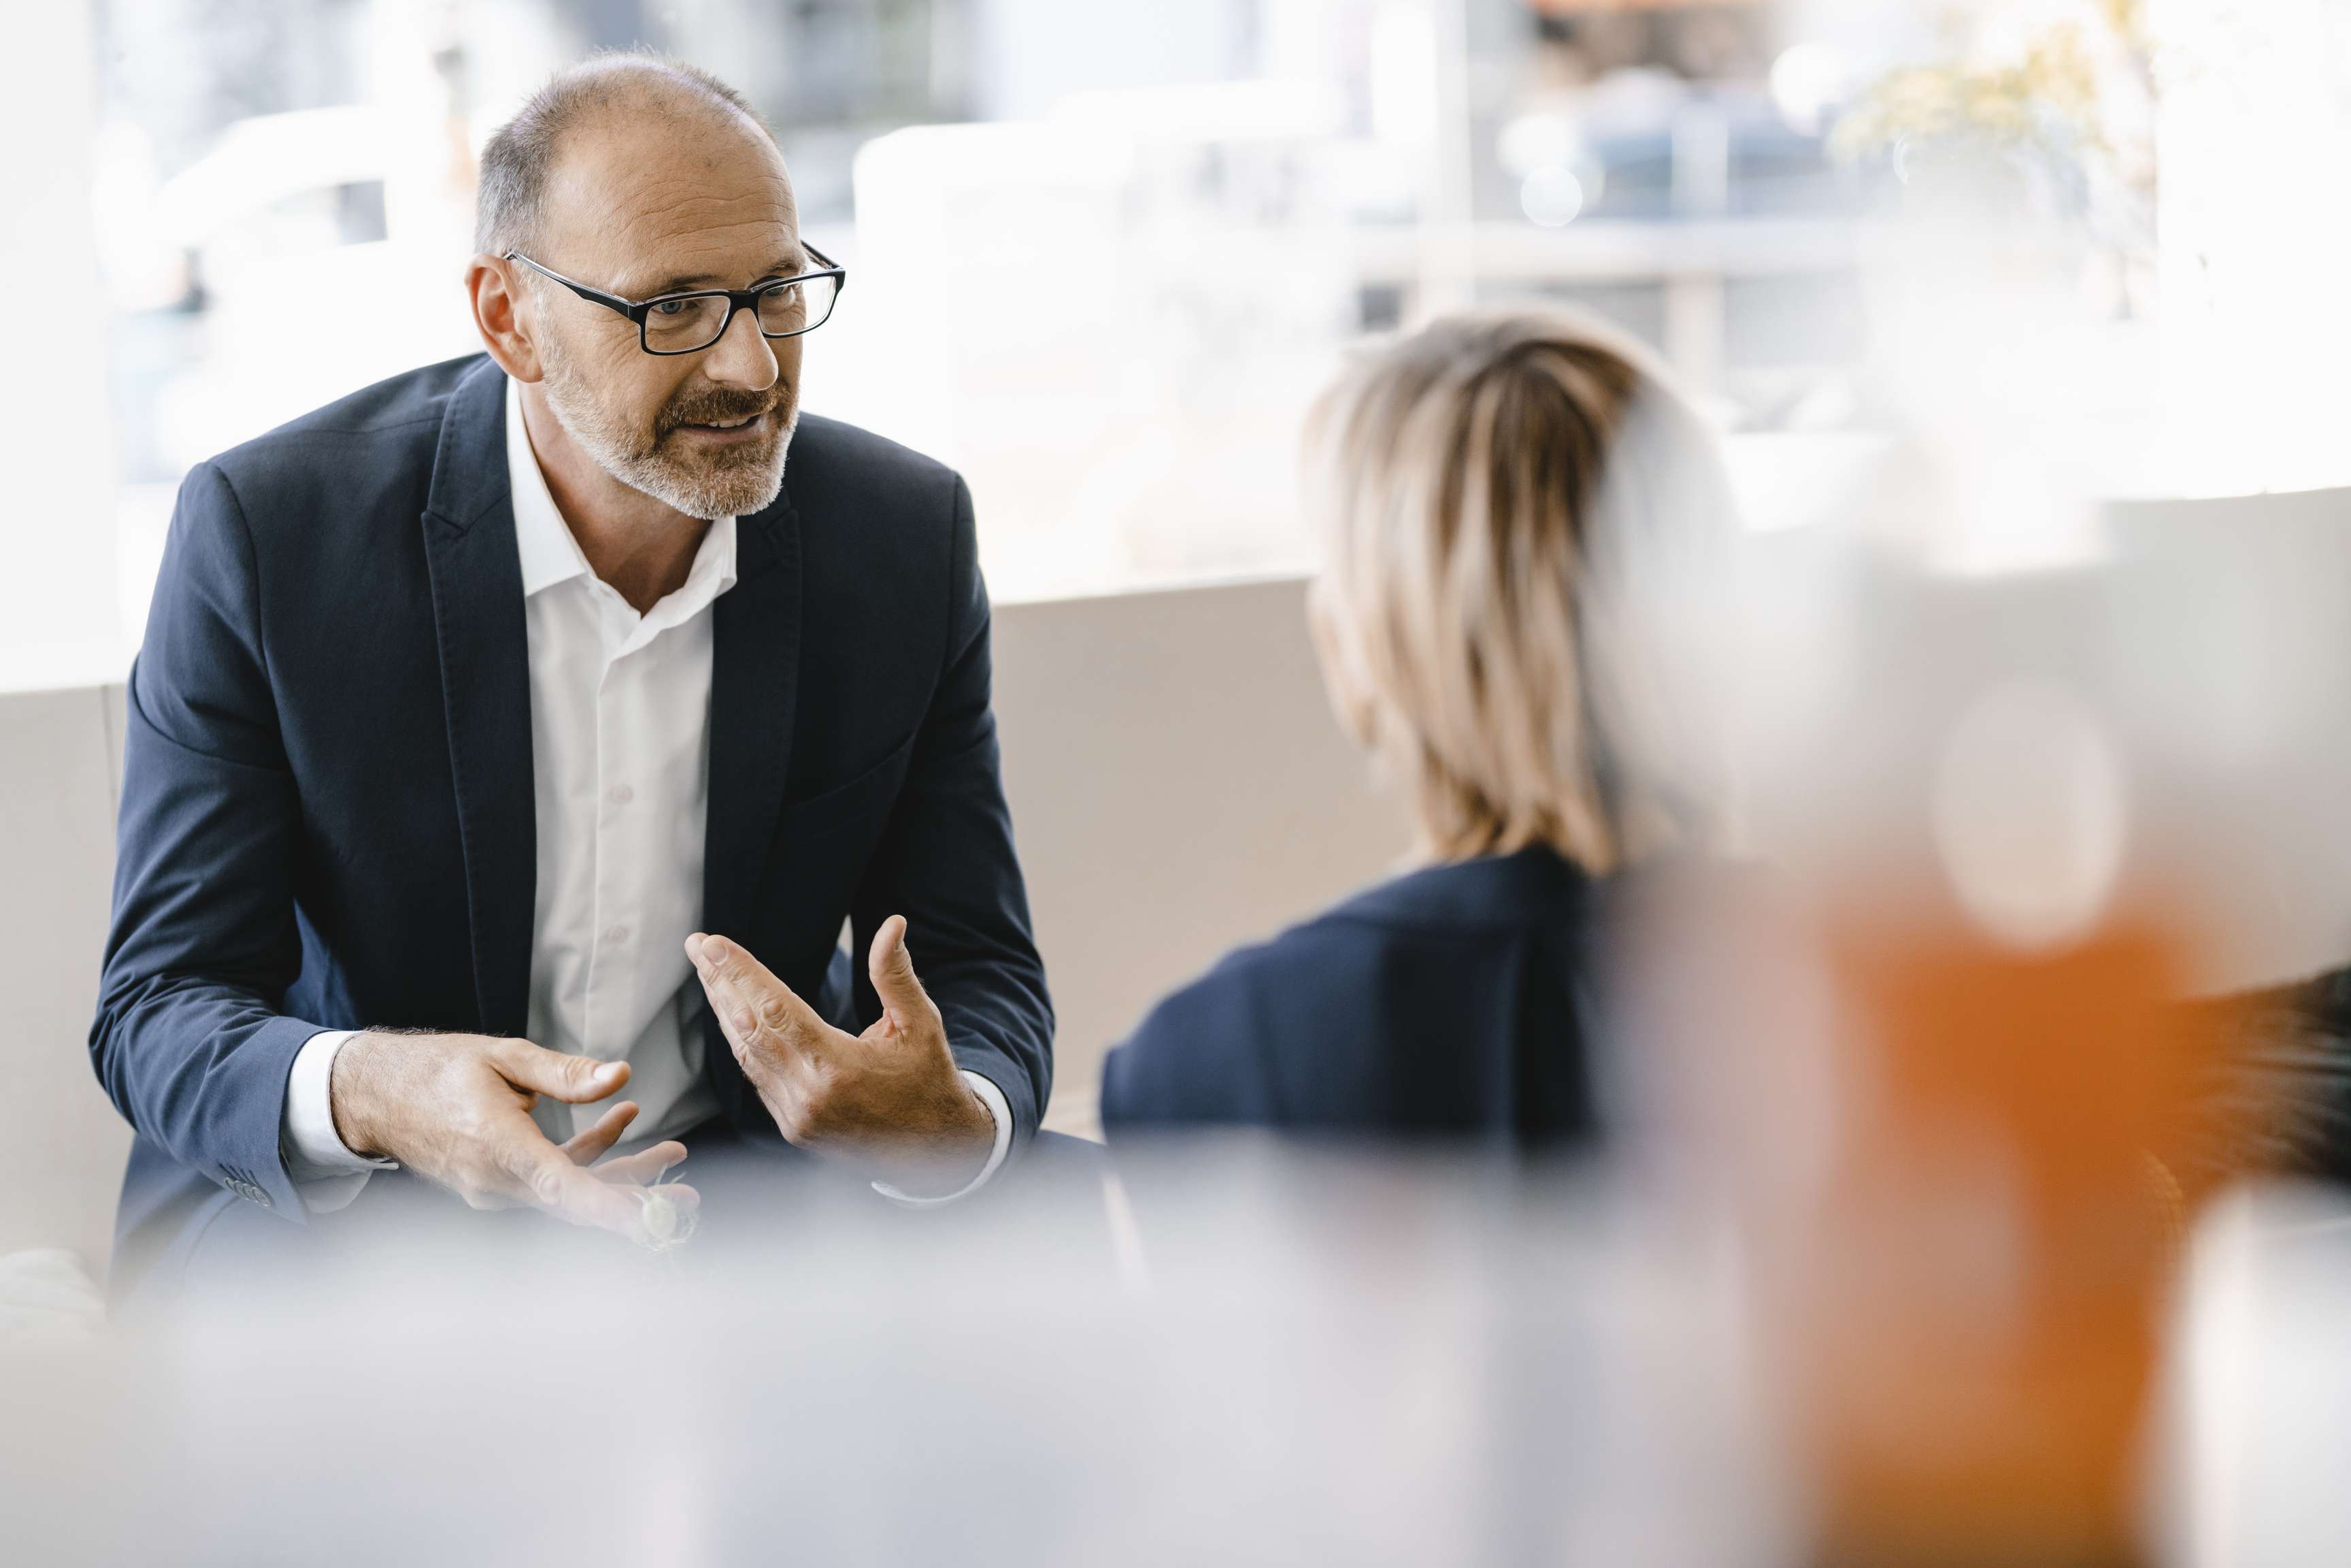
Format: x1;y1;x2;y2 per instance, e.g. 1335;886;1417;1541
224;1175;270;1207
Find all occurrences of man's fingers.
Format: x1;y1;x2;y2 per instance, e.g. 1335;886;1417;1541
494;1039;631;1105
562;1101;639;1165
865;914;939;1035
591;1141;689;1186
501;1128;647;1238
687;933;825;1052
703;979;756;1065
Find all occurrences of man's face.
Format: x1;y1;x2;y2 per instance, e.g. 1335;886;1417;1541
526;111;807;521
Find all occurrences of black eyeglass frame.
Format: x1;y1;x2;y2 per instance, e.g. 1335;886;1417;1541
503;243;847;355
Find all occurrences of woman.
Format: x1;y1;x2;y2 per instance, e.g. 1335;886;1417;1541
1099;308;1735;1142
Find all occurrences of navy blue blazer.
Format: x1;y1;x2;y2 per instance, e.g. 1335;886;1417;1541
1099;848;1601;1142
93;354;1052;1282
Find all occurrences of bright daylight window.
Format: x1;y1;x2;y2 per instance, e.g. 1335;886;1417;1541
7;0;2333;682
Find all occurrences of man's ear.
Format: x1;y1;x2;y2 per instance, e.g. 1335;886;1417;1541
466;254;543;383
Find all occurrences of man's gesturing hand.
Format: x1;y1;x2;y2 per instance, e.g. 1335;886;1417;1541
329;1031;693;1239
685;918;995;1190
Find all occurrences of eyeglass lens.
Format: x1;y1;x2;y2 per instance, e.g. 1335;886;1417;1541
643;276;839;352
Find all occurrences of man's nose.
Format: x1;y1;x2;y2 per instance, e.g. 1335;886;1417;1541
699;302;778;391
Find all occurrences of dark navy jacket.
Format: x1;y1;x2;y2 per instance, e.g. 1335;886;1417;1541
92;353;1052;1288
1099;848;1601;1141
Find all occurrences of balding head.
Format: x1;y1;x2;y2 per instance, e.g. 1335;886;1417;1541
475;53;777;258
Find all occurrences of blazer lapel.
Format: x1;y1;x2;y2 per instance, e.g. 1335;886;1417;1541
701;494;801;1127
419;358;537;1038
703;494;803;949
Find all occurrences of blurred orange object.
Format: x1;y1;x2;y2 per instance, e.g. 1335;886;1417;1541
1799;920;2248;1566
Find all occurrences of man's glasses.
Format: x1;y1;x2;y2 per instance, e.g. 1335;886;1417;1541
503;244;846;355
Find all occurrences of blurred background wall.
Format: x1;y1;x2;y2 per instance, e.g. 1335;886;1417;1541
20;0;2332;663
0;575;1407;1262
59;0;1899;656
29;0;2335;656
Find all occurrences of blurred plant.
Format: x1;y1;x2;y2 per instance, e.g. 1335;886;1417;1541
1829;1;2160;309
1831;29;2096;161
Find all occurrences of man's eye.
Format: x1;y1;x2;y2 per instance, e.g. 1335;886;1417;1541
653;299;690;316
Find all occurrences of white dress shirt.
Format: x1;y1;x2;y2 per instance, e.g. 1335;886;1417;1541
280;377;1010;1210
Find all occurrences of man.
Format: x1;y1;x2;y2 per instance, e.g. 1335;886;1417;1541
90;55;1052;1297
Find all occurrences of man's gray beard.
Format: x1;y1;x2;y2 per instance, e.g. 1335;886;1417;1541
538;344;795;522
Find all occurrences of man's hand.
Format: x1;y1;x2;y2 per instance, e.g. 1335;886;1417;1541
330;1031;695;1239
685;918;996;1192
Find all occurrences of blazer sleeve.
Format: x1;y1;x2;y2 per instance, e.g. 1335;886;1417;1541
1100;945;1284;1131
846;474;1055;1146
88;460;326;1220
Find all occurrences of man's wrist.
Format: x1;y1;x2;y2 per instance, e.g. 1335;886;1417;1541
283;1029;396;1180
873;1071;1013;1207
935;1069;997;1146
327;1030;391;1161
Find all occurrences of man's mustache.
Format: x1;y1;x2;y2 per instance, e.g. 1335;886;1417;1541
656;383;790;438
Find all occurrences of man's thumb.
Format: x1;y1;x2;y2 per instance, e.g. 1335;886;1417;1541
499;1040;629;1104
867;915;931;1024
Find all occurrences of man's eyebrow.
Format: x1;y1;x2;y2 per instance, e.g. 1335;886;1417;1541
633;255;808;297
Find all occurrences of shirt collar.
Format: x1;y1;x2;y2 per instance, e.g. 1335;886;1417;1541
506;376;588;600
503;374;739;612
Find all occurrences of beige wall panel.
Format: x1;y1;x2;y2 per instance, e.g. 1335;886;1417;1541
991;578;1405;1135
0;687;128;1274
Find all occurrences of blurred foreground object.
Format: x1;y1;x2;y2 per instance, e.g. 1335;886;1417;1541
0;1249;105;1344
1641;458;2351;1563
0;1143;1793;1567
1612;868;2274;1564
1802;920;2249;1565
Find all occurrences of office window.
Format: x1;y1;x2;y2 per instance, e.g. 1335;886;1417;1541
14;0;2327;675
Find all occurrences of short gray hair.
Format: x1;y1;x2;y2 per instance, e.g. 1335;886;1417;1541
474;52;773;258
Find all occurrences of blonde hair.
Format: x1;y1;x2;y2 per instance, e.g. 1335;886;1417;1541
1305;307;1735;875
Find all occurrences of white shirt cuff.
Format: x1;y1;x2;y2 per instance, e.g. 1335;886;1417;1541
871;1069;1014;1207
281;1029;397;1214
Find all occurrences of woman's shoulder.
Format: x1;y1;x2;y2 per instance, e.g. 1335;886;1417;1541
1314;846;1593;934
1191;848;1596;1001
1172;849;1593;1003
1099;850;1598;1127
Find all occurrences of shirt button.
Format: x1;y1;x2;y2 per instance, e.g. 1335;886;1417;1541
605;924;632;946
608;784;634;805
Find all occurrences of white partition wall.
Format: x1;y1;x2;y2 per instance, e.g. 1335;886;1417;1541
18;493;2351;1269
1;574;1402;1270
0;686;130;1271
990;576;1404;1134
